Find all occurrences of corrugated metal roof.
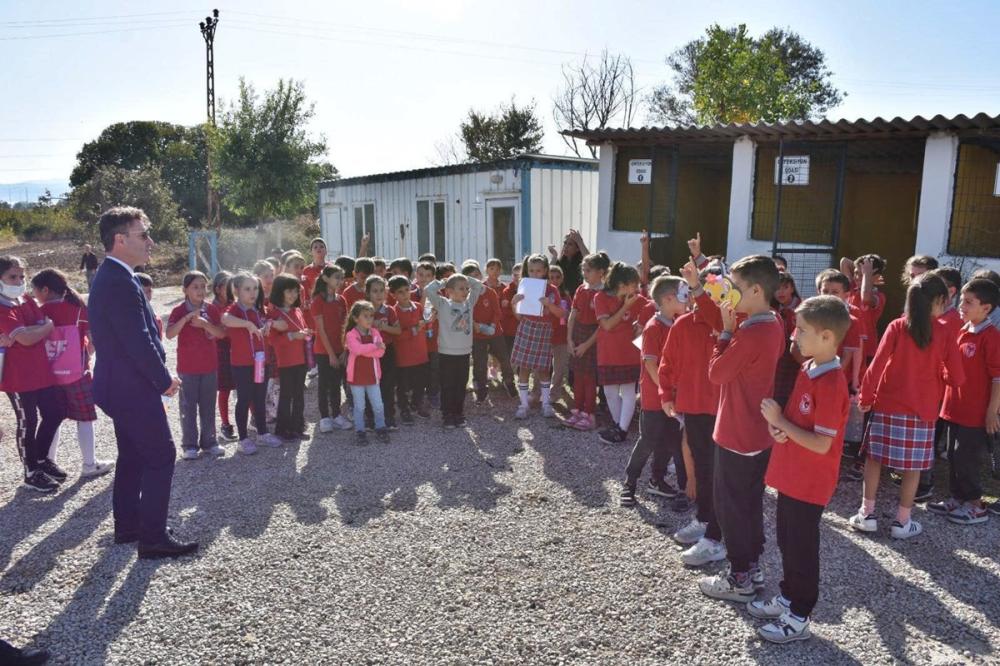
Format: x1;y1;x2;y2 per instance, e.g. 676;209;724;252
318;153;597;188
560;113;1000;144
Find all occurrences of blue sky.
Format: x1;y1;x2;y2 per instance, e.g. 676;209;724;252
2;0;999;192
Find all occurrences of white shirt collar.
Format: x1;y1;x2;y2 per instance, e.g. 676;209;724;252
104;254;135;276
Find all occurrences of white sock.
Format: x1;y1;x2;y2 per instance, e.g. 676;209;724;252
77;420;96;467
47;424;61;462
541;381;551;405
518;383;530;408
618;383;637;431
604;384;623;424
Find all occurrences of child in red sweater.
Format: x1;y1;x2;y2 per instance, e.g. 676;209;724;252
367;275;402;429
548;265;571;401
463;263;513;404
754;295;851;644
267;274;313;442
389;275;430;423
851;274;965;539
929;278;1000;525
593;262;652;444
564;252;610;431
667;259;724;563
698;255;785;604
620;276;688;507
312;265;351;432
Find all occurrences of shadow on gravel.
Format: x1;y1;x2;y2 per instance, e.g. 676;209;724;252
0;486;111;593
0;481;87;571
37;548;164;664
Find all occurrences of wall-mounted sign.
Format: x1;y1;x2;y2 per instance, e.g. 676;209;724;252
628;159;652;184
774;155;810;186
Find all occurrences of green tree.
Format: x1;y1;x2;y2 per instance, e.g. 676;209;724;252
648;24;844;126
70;121;213;225
70;165;186;243
460;98;544;162
210;78;332;242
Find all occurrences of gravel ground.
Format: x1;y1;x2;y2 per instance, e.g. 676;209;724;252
1;286;998;665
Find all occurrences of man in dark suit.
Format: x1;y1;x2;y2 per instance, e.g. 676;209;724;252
89;207;197;560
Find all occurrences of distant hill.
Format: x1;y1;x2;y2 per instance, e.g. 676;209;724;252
0;179;71;204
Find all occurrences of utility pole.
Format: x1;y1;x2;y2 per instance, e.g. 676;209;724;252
200;9;220;228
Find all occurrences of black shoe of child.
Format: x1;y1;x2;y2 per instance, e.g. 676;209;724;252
296;431;310;440
987;500;1000;516
456;416;467;427
598;426;626;445
386;418;399;431
443;416;456;430
220;424;237;441
355;431;369;446
844;461;864;482
401;411;415;425
914;485;935;503
376;428;391;443
474;391;488;405
38;458;68;483
647;478;680;499
620;485;637;507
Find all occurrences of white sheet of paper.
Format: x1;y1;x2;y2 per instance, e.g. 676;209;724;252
632;333;643;350
516;278;546;317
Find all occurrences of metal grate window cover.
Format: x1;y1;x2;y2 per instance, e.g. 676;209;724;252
949;139;1000;258
780;251;833;299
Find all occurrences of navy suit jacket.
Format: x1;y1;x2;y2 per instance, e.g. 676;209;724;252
89;257;172;415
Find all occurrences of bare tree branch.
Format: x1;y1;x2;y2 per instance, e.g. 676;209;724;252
553;50;637;159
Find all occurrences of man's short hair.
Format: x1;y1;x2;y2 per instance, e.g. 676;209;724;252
98;206;148;252
796;295;851;344
730;255;780;301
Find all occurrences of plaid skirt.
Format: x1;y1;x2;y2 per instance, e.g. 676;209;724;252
570;322;598;374
864;411;935;471
216;338;235;390
59;373;97;421
510;319;553;371
597;364;641;386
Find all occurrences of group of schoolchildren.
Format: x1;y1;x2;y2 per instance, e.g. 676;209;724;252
3;229;1000;645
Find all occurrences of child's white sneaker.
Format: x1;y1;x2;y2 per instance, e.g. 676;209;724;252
698;570;755;603
515;405;529;420
332;415;353;430
747;594;791;619
181;449;199;461
541;403;555;418
237;439;257;455
681;537;727;566
80;460;114;478
207;445;225;458
890;519;922;539
848;510;877;533
672;518;707;545
259;433;284;448
319;417;335;433
758;612;811;644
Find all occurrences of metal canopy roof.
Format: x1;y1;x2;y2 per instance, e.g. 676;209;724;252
560;113;1000;144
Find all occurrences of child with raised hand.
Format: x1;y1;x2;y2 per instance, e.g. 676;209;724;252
0;256;64;493
221;272;279;455
344;300;388;444
565;252;610;431
343;257;373;309
548;265;571;402
424;270;485;428
166;270;227;459
754;295;852;644
312;265;351;432
698;255;785;604
665;259;724;563
31;268;114;478
367;275;402;429
593;262;651;444
211;271;238;442
463;263;512;405
510;254;566;420
930;278;1000;525
267;274;313;442
389;274;429;423
850;274;965;540
620;276;689;507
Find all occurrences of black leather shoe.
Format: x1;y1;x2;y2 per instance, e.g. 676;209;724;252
115;526;174;545
3;646;50;665
137;535;198;560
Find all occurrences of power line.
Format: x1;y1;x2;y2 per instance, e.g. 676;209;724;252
0;21;190;41
0;10;196;26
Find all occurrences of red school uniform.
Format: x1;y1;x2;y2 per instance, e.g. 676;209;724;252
709;312;786;454
301;263;327;303
473;286;503;340
838;310;863;385
571;284;599;325
639;315;672;411
765;359;850;506
373;304;398;346
225;303;266;367
859;317;965;422
940;321;1000;428
167;301;222;374
551;290;570;345
267;305;307;368
593;290;651;368
341;281;367;310
658;309;720;415
500;281;520;336
310;293;346;356
40;298;89;364
0;297;55;393
848;287;886;360
938;306;963;343
394;302;429;367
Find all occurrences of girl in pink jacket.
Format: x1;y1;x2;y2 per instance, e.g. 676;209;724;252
345;300;388;443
